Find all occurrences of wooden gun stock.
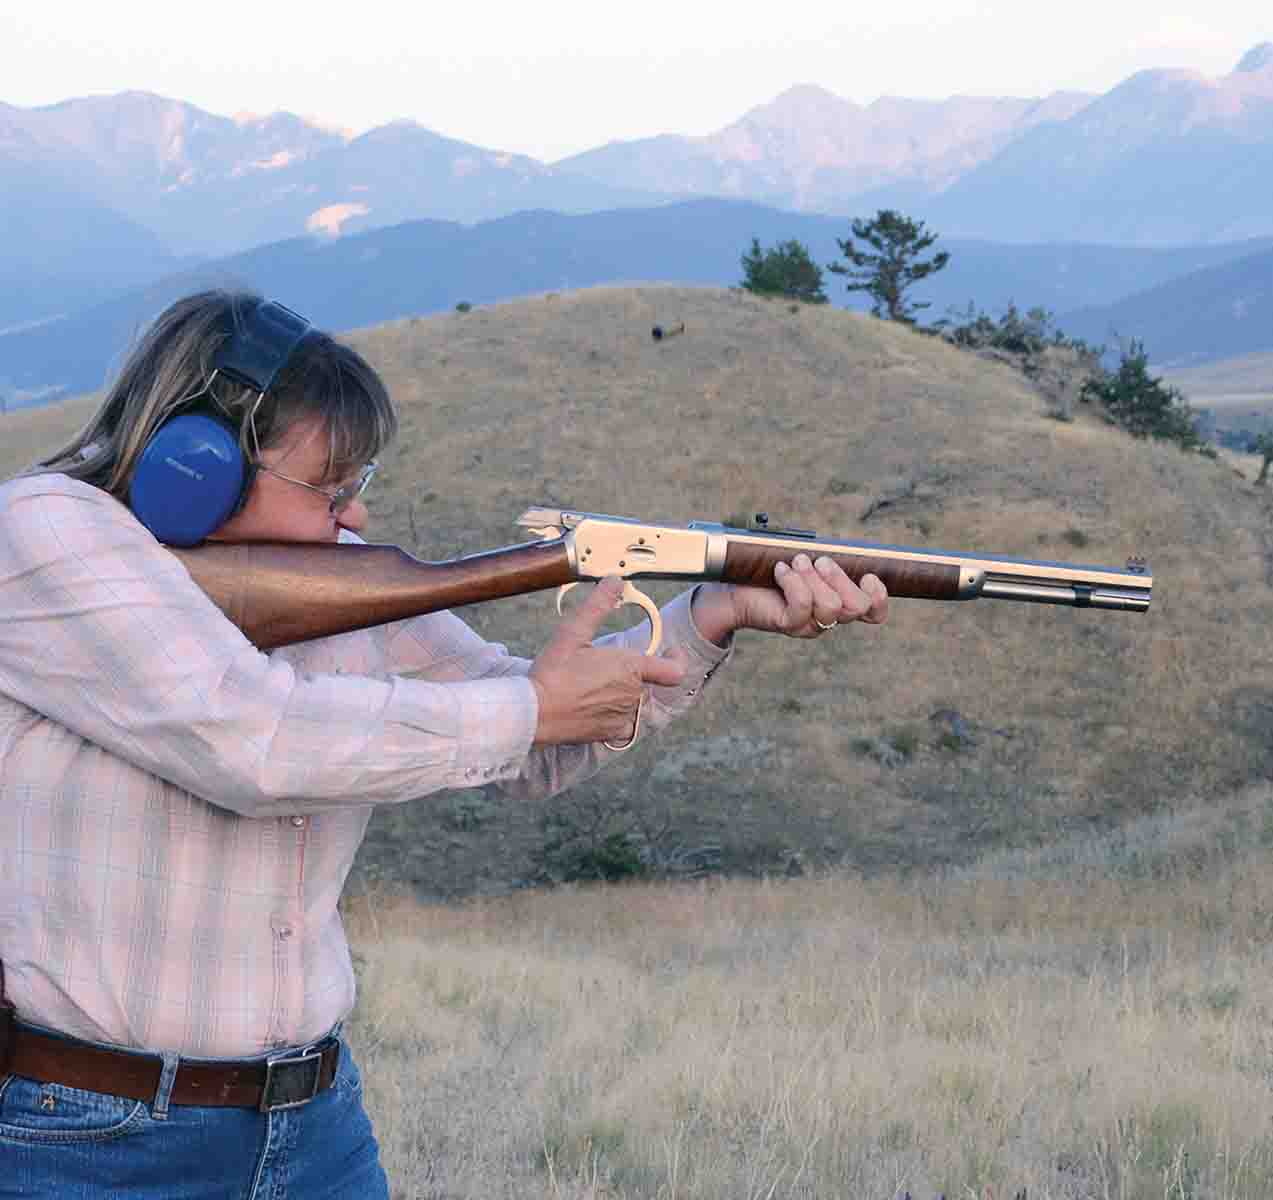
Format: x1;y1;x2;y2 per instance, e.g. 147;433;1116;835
170;540;574;650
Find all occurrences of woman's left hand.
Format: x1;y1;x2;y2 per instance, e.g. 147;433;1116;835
691;554;888;646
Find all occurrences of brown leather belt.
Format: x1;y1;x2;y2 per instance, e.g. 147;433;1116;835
0;1013;340;1112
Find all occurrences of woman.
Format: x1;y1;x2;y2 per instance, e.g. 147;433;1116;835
0;290;886;1197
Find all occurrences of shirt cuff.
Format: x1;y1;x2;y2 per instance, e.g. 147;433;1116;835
645;587;733;712
403;674;538;787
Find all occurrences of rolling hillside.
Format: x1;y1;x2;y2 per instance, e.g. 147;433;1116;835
4;286;1268;896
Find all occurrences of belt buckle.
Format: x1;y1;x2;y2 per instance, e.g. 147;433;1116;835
259;1046;325;1113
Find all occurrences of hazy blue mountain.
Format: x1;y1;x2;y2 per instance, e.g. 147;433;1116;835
559;44;1273;246
2;92;674;260
0;102;180;327
557;86;1094;213
1060;245;1273;366
26;92;346;213
6;44;1273;332
926;44;1273;244
0;92;678;322
5;199;1271;398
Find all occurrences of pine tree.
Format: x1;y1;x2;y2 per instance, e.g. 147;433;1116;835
827;210;950;324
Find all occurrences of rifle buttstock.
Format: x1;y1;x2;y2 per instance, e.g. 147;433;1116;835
173;539;575;650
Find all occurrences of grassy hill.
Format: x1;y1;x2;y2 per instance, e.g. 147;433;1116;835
5;285;1272;897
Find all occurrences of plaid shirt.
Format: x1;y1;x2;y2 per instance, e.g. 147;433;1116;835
0;475;730;1057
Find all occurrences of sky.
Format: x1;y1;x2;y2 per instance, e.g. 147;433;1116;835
3;2;1268;162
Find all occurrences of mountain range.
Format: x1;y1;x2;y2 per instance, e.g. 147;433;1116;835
556;86;1095;214
4;41;1272;330
3;41;1272;404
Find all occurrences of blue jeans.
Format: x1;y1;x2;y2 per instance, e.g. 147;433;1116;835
0;1033;389;1199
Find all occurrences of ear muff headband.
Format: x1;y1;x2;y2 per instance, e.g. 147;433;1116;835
128;301;313;546
214;301;312;394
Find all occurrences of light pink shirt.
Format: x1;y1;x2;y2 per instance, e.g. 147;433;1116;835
0;475;730;1057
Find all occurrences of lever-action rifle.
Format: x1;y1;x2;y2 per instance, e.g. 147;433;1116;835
170;506;1153;653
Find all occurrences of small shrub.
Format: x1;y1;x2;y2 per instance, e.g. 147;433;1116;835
575;832;646;881
539;823;649;883
454;301;472;313
938;301;1098;359
740;237;828;304
1253;432;1273;485
1081;340;1213;455
887;726;921;759
825;477;860;496
439;790;491;832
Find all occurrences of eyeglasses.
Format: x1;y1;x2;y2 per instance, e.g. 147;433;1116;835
257;460;379;515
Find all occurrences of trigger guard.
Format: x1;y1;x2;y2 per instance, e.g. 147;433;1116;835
555;582;579;615
619;582;662;656
556;581;662;655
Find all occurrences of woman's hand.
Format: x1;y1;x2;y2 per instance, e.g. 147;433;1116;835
691;554;888;646
529;576;688;746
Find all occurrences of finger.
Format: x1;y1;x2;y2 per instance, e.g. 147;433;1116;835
811;555;873;622
773;558;815;626
858;573;889;624
549;575;625;651
794;553;845;626
639;646;689;688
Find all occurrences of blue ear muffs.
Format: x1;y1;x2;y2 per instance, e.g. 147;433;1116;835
128;300;312;545
128;412;252;547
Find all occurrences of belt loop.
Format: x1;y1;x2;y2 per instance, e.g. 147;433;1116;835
151;1050;180;1121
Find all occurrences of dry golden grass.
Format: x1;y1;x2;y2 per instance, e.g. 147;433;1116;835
342;782;1273;1198
5;286;1273;891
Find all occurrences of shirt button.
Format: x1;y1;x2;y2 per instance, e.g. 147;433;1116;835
291;816;306;828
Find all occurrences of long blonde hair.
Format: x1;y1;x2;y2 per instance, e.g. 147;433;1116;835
28;290;398;498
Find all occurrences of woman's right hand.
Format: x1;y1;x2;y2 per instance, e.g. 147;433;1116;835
528;576;687;746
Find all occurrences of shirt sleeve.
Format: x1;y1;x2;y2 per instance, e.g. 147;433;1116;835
364;582;734;802
0;477;538;817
